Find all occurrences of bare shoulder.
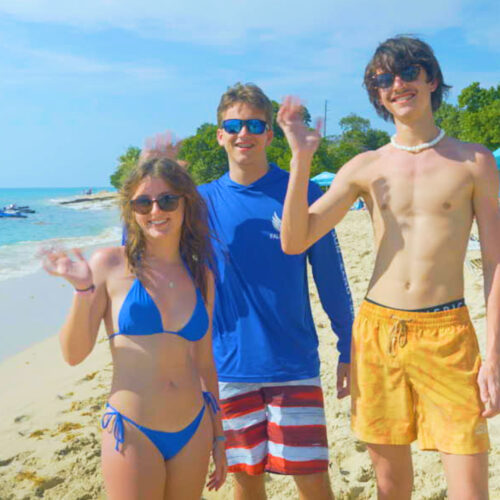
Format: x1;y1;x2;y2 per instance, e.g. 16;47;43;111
336;147;386;186
351;147;384;166
442;137;498;185
469;143;496;172
339;147;383;174
443;137;495;166
89;246;126;274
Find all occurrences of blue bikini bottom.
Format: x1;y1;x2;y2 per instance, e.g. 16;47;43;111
101;392;218;461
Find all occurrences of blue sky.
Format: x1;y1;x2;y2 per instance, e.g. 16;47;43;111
1;0;499;187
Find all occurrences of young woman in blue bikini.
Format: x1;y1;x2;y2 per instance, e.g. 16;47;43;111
42;157;227;499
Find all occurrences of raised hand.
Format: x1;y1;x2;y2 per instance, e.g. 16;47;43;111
140;131;187;166
277;96;322;158
41;247;93;290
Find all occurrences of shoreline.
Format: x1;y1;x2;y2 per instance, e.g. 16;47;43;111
57;190;118;206
0;242;119;363
0;211;498;499
0;187;120;284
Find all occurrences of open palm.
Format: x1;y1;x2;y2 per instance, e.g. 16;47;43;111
141;131;187;166
277;96;322;156
41;248;93;289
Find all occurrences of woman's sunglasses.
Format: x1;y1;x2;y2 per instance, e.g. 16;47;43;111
130;193;181;214
372;65;421;89
222;119;268;135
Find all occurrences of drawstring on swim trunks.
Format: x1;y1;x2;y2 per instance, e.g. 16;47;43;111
388;317;411;356
101;405;125;452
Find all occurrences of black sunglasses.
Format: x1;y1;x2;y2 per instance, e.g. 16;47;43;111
130;192;181;214
372;65;421;89
222;119;268;135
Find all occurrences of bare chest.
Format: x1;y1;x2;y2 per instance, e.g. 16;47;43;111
363;159;473;217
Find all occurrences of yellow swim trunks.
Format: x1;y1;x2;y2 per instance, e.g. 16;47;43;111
351;300;489;454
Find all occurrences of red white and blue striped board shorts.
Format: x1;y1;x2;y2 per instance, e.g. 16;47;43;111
219;377;329;475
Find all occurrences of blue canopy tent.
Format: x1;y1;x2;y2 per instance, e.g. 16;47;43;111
494;148;500;169
311;171;335;187
311;170;364;209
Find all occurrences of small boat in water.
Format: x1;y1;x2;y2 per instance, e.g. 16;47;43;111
0;210;27;218
2;203;35;215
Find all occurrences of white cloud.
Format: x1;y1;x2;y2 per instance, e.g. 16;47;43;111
1;0;497;97
0;0;477;48
0;0;496;120
0;40;177;87
463;21;500;52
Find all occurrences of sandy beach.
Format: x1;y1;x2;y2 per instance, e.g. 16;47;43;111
1;210;499;499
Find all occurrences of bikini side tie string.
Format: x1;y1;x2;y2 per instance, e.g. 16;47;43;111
101;406;125;452
203;391;220;414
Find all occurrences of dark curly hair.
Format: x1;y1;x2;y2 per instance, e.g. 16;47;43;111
364;35;451;122
120;157;215;301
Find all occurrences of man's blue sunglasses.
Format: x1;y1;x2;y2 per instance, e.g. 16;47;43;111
222;119;268;135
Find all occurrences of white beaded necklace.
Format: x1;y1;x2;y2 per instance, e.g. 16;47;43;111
391;128;445;153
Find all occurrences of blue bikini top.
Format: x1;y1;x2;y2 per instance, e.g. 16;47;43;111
109;278;209;342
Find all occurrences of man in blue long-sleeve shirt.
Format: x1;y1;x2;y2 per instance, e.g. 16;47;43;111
199;83;353;500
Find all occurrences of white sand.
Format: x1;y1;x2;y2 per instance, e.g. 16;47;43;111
0;211;498;499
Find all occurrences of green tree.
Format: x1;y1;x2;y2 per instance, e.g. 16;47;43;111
325;114;390;173
266;136;292;171
178;123;228;184
339;114;370;134
434;102;462;139
459;83;500;150
110;146;141;189
311;138;334;177
460;99;500;150
364;129;391;150
458;82;500;112
434;82;500;150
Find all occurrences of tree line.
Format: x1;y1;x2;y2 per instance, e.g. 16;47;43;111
435;82;500;151
110;82;499;189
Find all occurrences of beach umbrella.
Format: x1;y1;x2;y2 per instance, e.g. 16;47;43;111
311;171;335;187
494;148;500;169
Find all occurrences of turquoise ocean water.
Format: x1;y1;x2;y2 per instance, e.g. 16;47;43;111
0;187;122;281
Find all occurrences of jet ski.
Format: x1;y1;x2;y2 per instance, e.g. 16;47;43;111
3;204;35;214
0;210;27;218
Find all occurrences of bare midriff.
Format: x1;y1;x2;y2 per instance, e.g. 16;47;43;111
107;334;204;431
361;146;474;309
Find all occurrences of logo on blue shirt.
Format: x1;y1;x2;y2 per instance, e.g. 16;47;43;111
270;212;281;239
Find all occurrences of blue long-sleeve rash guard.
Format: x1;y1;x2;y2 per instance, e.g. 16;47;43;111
199;164;353;383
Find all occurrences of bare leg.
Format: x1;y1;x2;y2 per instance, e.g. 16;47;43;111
441;451;488;500
163;409;212;500
233;472;267;500
101;422;166;500
293;471;334;500
367;444;413;500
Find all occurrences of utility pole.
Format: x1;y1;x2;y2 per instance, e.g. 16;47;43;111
323;100;328;137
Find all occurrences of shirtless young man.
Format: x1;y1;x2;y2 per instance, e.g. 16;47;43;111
279;35;500;499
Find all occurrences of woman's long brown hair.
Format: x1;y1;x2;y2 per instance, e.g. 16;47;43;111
120;158;215;301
